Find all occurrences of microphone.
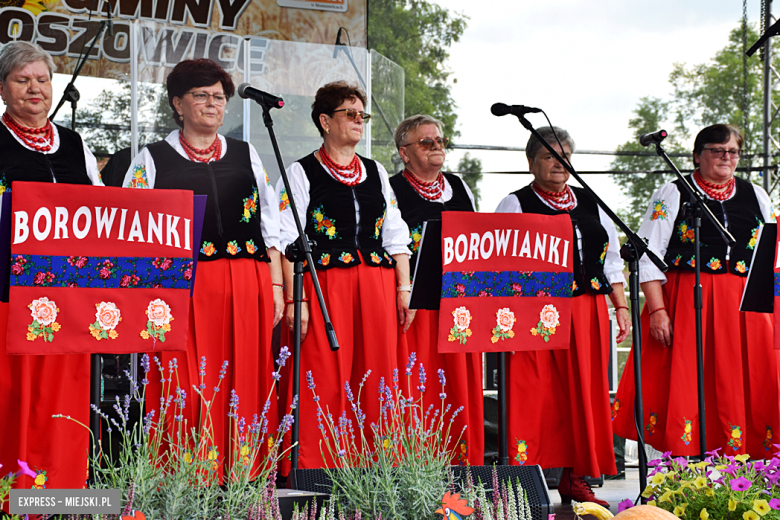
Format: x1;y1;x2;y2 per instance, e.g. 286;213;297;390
104;0;113;37
333;27;344;59
639;129;668;147
237;83;284;109
490;103;542;117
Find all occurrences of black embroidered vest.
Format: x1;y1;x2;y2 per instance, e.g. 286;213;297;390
390;172;473;272
300;152;395;270
147;138;269;263
664;175;763;276
513;185;613;296
0;123;91;186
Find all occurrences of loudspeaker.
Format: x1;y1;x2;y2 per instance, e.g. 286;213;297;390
452;465;553;520
288;465;553;520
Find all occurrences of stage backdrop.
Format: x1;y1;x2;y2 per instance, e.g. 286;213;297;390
6;182;194;355
438;212;574;354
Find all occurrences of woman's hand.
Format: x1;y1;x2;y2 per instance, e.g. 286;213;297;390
615;307;631;343
649;309;673;347
285;301;309;341
272;286;285;328
397;290;416;333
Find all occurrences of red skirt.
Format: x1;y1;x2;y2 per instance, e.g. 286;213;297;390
146;258;278;478
280;261;402;471
506;293;616;477
613;271;780;457
0;303;91;490
398;309;485;466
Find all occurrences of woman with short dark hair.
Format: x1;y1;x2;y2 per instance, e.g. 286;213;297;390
0;41;102;491
277;81;413;469
123;58;284;478
613;124;780;458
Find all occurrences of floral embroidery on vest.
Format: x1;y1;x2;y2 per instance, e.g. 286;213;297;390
318;253;331;266
339;252;354;264
707;257;722;270
240;187;259;223
677;221;695;243
311;205;338;239
370;252;382;264
0;173;10;194
245;240;257;254
226;240;242;255
599;242;609;264
201;241;216;257
409;224;423;253
736;260;748;273
673;254;682;266
590;278;601;291
687;256;696;268
374;211;385;239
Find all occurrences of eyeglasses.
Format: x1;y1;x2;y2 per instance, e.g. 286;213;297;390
185;91;227;106
401;136;450;150
330;108;371;122
703;147;742;159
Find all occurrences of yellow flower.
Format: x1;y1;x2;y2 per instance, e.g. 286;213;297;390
700;508;709;520
140;330;150;339
34;474;46;486
753;500;771;517
108;330;118;339
240;445;249;456
659;491;674;503
530;328;538;336
183;452;192;464
650;472;666;486
744;511;760;520
491;336;499;344
716;465;728;470
315;212;323;222
51;322;61;331
693;476;708;489
326;226;336;237
735;454;751;463
26;332;36;341
674;504;687;516
243;208;251;220
647;501;657;507
642;486;656;498
730;499;739;511
163;324;171;332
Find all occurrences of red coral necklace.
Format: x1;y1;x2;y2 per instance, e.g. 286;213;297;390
694;169;735;201
531;181;576;211
319;146;362;186
403;169;444;201
2;112;53;152
179;131;221;162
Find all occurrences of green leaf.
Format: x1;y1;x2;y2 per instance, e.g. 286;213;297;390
544;336;549;343
47;333;54;342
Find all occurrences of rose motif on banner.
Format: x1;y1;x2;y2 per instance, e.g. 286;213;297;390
448;306;472;345
491;307;516;343
27;297;61;342
140;299;173;343
530;304;560;343
89;301;121;340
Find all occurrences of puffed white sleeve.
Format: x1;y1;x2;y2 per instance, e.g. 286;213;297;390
597;207;625;286
376;161;411;256
754;184;775;222
121;147;157;189
495;193;522;213
637;182;681;284
457;176;477;211
248;143;281;251
82;142;104;186
276;161;310;252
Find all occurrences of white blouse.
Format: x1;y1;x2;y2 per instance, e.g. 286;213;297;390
277;155;411;256
1;119;103;186
637;176;774;284
495;188;626;287
121;130;281;251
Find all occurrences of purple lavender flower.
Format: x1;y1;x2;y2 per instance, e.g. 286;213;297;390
141;353;150;373
405;352;417;376
219;360;228;379
199;356;206;376
439;392;447;400
345;381;355;403
143;410;155;434
306;370;316;390
276;345;291;368
392;368;399;387
437;368;446;387
417;363;426;393
730;476;753;491
272;370;282;381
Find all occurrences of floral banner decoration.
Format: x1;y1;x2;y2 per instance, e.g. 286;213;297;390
140;299;173;343
491;308;515;343
89;301;121;341
530;304;560;343
447;306;472;345
27;297;60;342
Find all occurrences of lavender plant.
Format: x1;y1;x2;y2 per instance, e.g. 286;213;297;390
639;447;780;520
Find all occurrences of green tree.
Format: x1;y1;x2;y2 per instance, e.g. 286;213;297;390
611;22;780;229
368;0;468;140
455;152;482;210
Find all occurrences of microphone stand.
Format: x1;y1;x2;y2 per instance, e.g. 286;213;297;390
649;141;736;461
256;102;339;472
513;114;668;498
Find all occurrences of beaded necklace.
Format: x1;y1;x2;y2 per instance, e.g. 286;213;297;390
693;169;735;201
319;145;362;186
403;169;444;201
2;112;53;152
179;131;221;163
531;181;576;211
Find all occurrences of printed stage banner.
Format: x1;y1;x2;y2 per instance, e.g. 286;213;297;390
438;212;574;354
6;182;194;355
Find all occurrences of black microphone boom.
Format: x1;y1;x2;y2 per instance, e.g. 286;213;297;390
333;27;344;59
490;103;542;117
237;83;284;109
104;0;113;37
639;129;668;147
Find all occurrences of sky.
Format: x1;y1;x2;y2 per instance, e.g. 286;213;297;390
431;0;756;212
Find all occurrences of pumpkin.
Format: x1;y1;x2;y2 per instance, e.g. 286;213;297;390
574;503;679;520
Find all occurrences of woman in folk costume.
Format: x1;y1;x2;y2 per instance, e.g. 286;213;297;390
277;81;413;469
613;124;780;459
123;58;284;479
0;41;103;492
389;114;484;466
495;126;629;506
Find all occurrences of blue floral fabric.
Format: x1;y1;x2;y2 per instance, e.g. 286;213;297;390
10;254;193;289
775;273;780;297
441;271;573;298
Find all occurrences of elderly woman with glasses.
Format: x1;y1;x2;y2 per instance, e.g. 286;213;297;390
614;124;780;459
122;58;284;478
0;41;102;491
388;114;484;466
495;126;629;506
277;81;412;470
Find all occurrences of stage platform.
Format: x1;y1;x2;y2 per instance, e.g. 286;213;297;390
549;467;643;519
